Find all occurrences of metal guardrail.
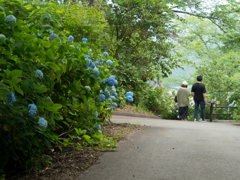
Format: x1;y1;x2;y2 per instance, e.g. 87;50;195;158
207;101;238;122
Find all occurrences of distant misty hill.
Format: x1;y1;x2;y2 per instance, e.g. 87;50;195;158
164;52;201;87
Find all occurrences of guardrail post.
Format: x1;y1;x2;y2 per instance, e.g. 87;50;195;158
210;103;213;122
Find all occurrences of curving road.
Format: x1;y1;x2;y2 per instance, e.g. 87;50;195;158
77;116;240;180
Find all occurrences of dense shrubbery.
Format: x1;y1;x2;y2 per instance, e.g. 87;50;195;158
0;0;134;174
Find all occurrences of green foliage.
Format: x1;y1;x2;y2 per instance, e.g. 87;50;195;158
0;0;121;174
102;0;183;104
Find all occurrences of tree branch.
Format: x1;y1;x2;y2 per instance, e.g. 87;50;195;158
172;10;218;20
191;30;209;51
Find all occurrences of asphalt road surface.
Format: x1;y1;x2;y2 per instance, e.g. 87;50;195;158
77;116;240;180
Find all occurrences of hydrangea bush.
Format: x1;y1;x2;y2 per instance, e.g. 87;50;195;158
0;3;126;173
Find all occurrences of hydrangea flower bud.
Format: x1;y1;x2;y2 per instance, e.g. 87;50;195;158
103;52;108;57
68;35;74;42
0;34;6;40
99;94;106;102
38;117;48;129
28;104;38;117
35;69;44;79
82;38;88;43
5;15;16;23
7;93;16;104
93;111;98;118
85;86;91;91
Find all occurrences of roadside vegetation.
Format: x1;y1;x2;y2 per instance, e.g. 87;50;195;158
1;0;240;179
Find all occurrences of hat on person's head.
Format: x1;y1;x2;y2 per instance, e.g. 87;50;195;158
197;75;203;81
182;81;188;85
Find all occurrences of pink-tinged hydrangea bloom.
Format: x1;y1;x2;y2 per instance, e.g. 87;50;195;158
170;94;173;97
163;100;166;102
167;92;169;94
154;80;157;83
175;105;179;108
166;95;168;97
161;85;164;88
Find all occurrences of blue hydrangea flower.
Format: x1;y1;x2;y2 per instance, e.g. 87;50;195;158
85;86;91;91
101;79;106;84
82;38;88;43
75;46;80;51
126;92;133;97
94;123;101;133
103;52;108;57
110;86;116;93
38;117;48;129
34;30;41;37
106;60;113;66
112;103;118;108
104;89;110;99
35;69;44;79
110;106;113;111
107;140;111;144
114;79;118;85
0;34;6;40
106;76;115;87
28;104;37;117
111;96;116;101
48;33;58;41
93;68;99;77
108;98;112;102
72;58;77;61
127;96;134;102
68;35;74;42
100;58;104;62
86;59;94;69
89;48;92;52
113;92;118;97
93;111;98;118
112;65;116;68
37;30;41;36
86;59;95;69
95;61;101;65
7;93;16;104
5;15;16;23
85;55;91;60
99;94;106;102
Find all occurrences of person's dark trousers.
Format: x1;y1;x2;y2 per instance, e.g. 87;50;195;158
194;101;205;120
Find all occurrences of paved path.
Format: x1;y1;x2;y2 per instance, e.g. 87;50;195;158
77;116;240;180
